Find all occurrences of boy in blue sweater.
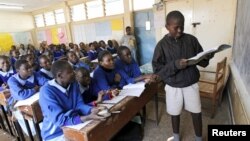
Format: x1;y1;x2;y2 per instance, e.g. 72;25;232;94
93;51;123;98
87;43;98;61
0;55;16;90
67;51;90;70
38;55;53;80
115;46;156;87
7;59;48;136
39;60;105;141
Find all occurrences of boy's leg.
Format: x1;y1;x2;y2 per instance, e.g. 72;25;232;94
191;112;202;141
171;115;180;141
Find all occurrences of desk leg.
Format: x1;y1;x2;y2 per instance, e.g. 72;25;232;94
24;118;34;141
1;105;14;135
0;113;5;130
13;120;25;141
33;120;42;141
142;106;146;126
154;92;159;126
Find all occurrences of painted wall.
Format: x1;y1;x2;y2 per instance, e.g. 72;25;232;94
229;0;250;124
0;11;34;32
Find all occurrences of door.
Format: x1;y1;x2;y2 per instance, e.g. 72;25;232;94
134;10;156;65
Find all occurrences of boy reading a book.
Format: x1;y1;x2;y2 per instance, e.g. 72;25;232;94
152;11;214;141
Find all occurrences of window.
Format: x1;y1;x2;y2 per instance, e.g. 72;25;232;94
34;14;45;27
71;4;86;21
44;11;55;26
105;0;124;16
55;9;65;24
133;0;154;11
86;0;104;19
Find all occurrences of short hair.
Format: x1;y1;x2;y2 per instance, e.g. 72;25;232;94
66;51;76;57
75;67;89;77
39;54;49;63
98;50;112;62
166;10;184;25
117;46;130;56
126;26;131;30
15;59;28;70
51;60;72;78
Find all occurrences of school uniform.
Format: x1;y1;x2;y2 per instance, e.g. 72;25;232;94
96;47;106;55
93;66;125;98
107;46;117;54
68;61;90;71
38;68;53;80
53;50;64;61
0;67;16;85
10;57;18;68
7;72;48;106
115;58;141;87
39;79;92;140
87;50;98;61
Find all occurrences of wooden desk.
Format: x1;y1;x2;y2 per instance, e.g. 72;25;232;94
17;100;43;141
62;82;158;141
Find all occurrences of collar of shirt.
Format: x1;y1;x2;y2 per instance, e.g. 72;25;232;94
90;50;96;53
48;79;71;95
0;67;14;77
40;68;53;78
78;82;89;94
13;73;35;86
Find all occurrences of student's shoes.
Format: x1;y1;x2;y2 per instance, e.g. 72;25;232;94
167;136;174;141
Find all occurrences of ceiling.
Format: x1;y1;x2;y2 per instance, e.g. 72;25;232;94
0;0;67;12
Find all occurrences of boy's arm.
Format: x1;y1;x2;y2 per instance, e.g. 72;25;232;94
152;45;179;79
7;77;37;100
39;87;83;126
36;72;49;86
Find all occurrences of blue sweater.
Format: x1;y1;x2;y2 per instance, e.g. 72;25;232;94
7;72;48;106
87;50;98;61
38;68;53;80
93;66;125;95
39;80;92;140
115;58;142;87
107;46;117;54
68;61;90;71
0;67;16;84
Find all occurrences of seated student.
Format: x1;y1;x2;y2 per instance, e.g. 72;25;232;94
10;49;20;69
38;55;53;80
87;43;98;61
75;67;119;106
107;40;117;54
67;51;90;70
53;45;64;61
93;51;124;97
21;54;40;72
116;46;156;87
7;59;48;135
79;42;88;57
39;60;105;141
0;55;16;90
97;40;107;54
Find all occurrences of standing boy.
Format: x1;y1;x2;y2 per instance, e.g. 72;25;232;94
152;11;214;141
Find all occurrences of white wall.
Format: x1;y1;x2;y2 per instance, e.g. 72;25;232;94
0;11;34;32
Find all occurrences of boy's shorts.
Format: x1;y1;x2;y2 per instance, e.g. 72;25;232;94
165;83;201;115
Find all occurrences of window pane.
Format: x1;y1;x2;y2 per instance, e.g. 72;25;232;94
105;0;124;16
55;9;65;24
71;4;86;21
44;11;55;26
34;14;45;27
86;0;104;19
133;0;154;11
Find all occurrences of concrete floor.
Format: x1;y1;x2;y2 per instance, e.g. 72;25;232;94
0;93;230;141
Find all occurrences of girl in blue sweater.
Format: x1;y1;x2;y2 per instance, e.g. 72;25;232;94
39;60;105;141
0;55;16;90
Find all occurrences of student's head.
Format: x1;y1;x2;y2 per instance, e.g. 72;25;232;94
39;55;52;71
117;46;132;64
20;44;25;49
89;43;95;50
165;10;185;39
11;45;17;51
0;55;11;72
75;67;91;87
67;51;78;64
51;60;75;84
69;43;74;49
107;40;113;47
126;26;132;35
23;54;35;66
98;50;114;69
15;59;33;79
11;49;20;58
99;40;106;48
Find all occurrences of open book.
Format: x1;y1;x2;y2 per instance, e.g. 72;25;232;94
119;82;146;97
187;44;231;65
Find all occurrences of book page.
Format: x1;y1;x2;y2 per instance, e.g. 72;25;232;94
102;95;126;104
119;88;144;97
123;82;145;89
14;92;39;108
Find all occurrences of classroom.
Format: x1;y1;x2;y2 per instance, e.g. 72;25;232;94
0;0;249;141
